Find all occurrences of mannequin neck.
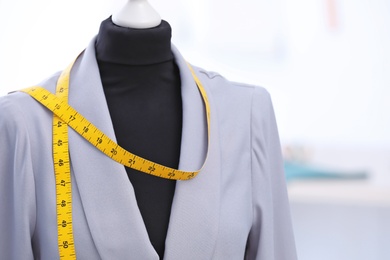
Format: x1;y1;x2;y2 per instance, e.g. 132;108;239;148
95;16;173;66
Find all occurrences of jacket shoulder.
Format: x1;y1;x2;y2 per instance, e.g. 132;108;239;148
0;72;61;128
192;65;270;102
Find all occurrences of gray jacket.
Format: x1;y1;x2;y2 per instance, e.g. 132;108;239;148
0;38;297;259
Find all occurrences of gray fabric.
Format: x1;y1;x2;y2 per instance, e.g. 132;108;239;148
0;38;297;260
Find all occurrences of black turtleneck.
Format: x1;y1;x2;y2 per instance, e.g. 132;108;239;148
95;17;182;259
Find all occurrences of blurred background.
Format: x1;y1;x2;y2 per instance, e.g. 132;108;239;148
1;0;389;259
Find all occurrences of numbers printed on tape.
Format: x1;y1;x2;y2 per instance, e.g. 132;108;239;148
19;57;210;260
51;61;76;259
21;77;209;180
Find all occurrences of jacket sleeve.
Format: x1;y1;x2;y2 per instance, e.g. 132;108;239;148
245;87;297;260
0;96;36;259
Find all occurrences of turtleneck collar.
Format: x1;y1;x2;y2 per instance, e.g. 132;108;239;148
95;16;174;66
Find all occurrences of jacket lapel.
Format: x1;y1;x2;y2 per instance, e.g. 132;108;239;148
67;38;158;259
66;39;221;259
164;47;221;260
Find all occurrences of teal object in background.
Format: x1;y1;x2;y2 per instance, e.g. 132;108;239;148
284;161;368;182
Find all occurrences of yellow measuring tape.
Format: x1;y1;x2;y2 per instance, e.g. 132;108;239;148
20;57;210;259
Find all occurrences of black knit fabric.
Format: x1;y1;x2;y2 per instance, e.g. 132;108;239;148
95;17;182;260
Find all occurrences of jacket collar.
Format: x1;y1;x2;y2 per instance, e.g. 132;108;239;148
67;38;221;259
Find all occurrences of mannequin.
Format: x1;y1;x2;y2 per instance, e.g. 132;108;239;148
112;0;161;29
95;1;181;259
0;0;298;258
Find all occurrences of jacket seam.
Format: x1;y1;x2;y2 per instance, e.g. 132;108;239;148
249;87;256;242
7;96;38;242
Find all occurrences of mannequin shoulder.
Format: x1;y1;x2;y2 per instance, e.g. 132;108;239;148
192;65;270;103
0;72;60;121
